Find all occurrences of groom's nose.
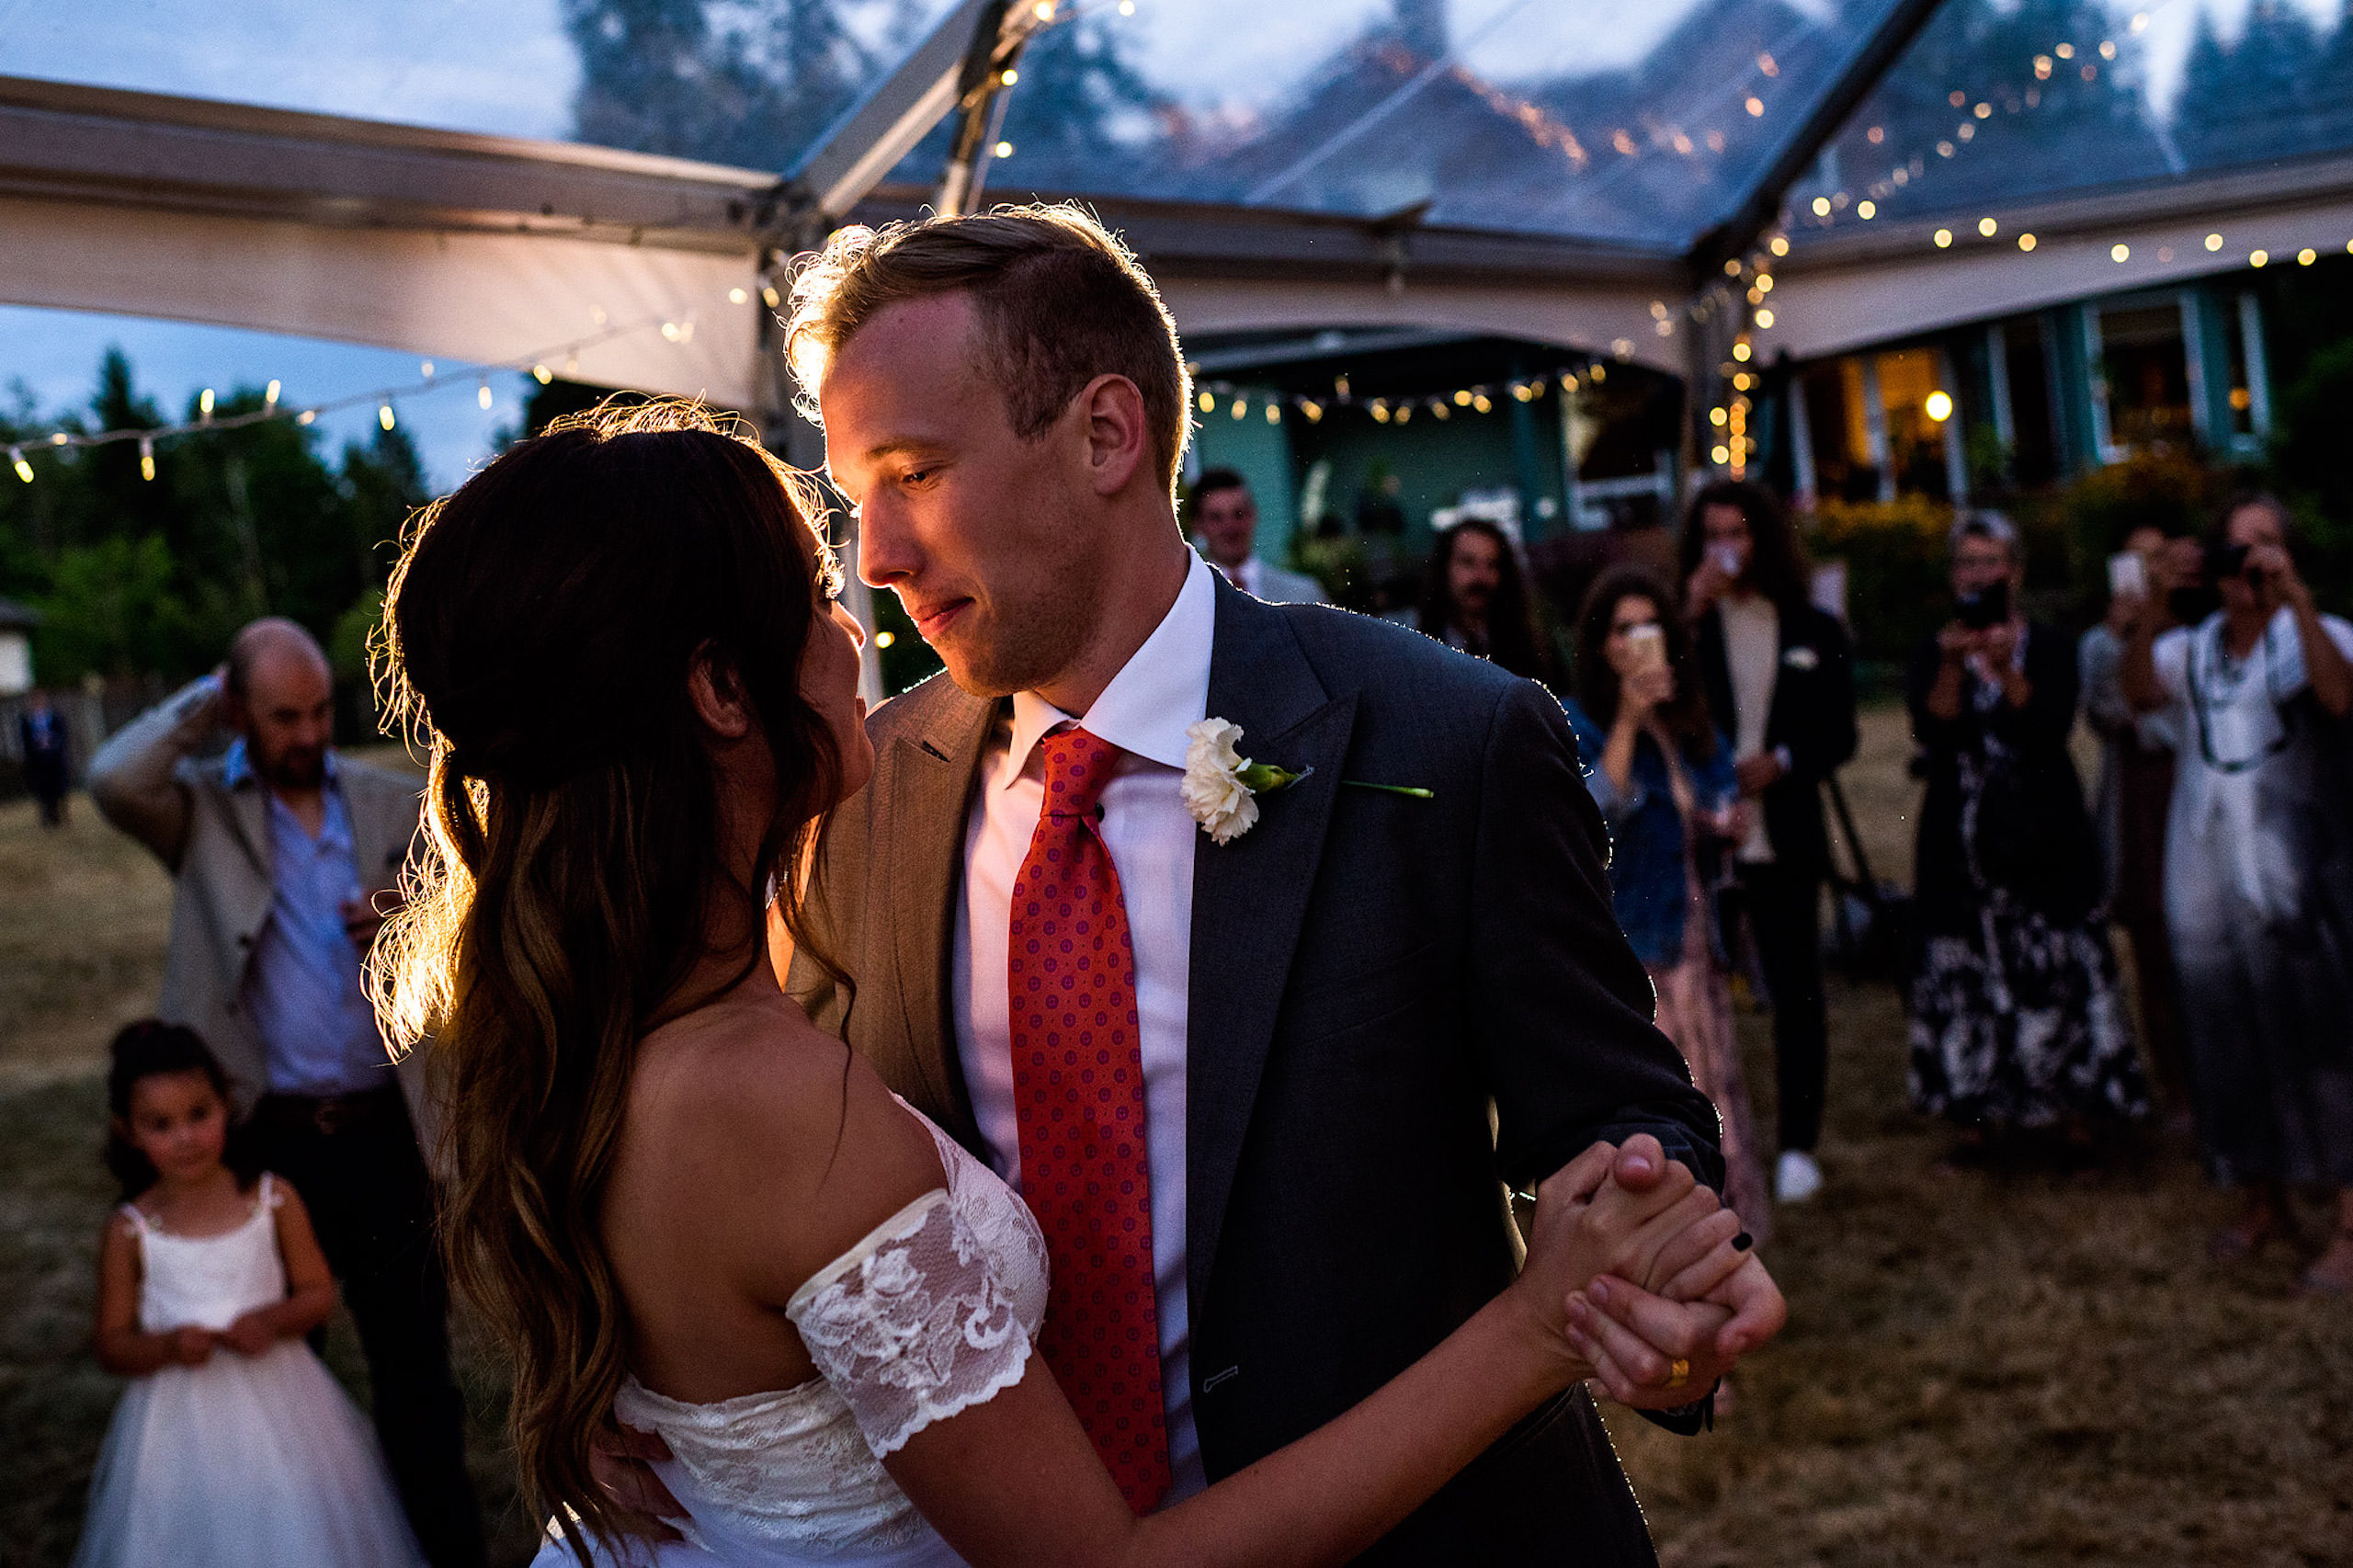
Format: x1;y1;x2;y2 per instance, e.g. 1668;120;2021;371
856;502;916;589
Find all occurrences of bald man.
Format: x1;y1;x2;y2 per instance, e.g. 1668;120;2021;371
90;619;484;1568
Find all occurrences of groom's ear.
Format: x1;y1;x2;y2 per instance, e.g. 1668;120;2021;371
1076;372;1150;497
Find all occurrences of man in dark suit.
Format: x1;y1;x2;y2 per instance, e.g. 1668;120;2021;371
773;207;1783;1562
1683;482;1860;1207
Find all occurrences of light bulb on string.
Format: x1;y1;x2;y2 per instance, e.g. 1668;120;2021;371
1264;403;1280;425
762;285;782;309
140;437;156;482
478;382;494;410
199;388;215;420
48;432;66;446
566;355;580;375
380;403;397;431
1230;397;1246;419
10;448;31;483
298;410;317;426
533;364;554;384
265;380;281;410
1198;390;1216;413
420;360;436;380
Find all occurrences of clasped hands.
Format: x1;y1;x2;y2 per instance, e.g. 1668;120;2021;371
160;1310;283;1367
1514;1134;1785;1410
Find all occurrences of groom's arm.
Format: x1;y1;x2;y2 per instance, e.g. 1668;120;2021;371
1470;681;1725;1197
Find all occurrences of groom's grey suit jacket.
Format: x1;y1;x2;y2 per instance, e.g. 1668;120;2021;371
790;578;1722;1565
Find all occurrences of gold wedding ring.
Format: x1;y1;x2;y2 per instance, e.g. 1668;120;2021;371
1663;1358;1691;1390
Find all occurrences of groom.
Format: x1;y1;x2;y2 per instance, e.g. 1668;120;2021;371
753;208;1779;1560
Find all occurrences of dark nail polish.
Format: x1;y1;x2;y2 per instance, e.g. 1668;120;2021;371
1733;1232;1754;1251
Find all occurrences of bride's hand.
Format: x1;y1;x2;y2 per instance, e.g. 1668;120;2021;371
1509;1138;1744;1369
588;1421;688;1542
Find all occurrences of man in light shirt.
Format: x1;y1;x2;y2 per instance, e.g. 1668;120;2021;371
1189;468;1325;604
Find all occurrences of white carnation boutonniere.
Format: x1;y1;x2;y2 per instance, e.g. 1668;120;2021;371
1181;718;1433;846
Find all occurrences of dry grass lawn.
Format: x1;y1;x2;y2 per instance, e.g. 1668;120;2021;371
0;713;2346;1566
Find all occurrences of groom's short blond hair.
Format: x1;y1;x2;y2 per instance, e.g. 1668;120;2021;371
786;204;1192;491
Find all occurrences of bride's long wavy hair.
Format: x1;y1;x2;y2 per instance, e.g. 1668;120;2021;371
369;400;844;1560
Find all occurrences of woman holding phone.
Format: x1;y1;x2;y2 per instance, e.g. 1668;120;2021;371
1564;566;1771;1250
1906;515;2145;1163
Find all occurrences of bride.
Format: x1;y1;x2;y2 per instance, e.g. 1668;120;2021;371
371;402;1746;1567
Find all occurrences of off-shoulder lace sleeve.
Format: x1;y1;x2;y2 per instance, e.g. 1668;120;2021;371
786;1190;1033;1459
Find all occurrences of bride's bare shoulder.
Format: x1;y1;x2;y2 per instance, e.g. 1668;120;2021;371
621;991;945;1281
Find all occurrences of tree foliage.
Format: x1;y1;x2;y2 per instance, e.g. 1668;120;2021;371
0;351;427;686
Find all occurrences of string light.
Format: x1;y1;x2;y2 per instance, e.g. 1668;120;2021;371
1197;390;1215;413
2018;233;2036;251
2111;243;2130;262
2252;249;2268;267
1978;216;1998;237
728;287;749;304
762;285;782;309
0;306;705;475
1934;228;1953;247
2299;247;2317;266
1264;403;1280;424
1756;307;1776;328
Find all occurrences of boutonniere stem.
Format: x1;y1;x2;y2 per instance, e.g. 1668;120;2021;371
1342;780;1435;799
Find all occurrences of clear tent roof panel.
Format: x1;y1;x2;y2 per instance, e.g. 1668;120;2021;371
959;0;1920;252
1790;0;2353;234
7;0;968;169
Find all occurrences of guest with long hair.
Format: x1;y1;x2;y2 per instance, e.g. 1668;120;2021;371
1415;518;1552;681
1563;565;1771;1246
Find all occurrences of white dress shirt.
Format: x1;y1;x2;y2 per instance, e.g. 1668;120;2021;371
951;552;1215;1503
1720;594;1781;864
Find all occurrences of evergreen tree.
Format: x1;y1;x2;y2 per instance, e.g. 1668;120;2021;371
2176;0;2329;169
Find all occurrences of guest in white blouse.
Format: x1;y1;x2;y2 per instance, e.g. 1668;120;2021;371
2123;494;2353;1296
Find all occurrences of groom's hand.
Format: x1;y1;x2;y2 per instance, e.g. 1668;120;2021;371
1565;1254;1788;1409
588;1421;686;1541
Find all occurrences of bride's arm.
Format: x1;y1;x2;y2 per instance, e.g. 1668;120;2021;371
876;1148;1741;1568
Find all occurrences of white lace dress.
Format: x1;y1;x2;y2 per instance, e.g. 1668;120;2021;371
537;1104;1050;1567
72;1175;427;1568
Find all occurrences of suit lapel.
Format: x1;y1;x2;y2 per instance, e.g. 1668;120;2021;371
1187;586;1357;1316
224;774;273;886
880;687;995;1149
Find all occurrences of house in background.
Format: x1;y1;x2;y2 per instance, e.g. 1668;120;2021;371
0;600;36;697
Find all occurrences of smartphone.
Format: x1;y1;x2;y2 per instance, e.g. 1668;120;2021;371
1623;622;1666;675
2107;551;2146;599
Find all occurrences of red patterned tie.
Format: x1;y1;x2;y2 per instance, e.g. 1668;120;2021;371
1008;726;1171;1514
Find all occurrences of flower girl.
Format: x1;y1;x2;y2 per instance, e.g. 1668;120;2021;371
72;1022;427;1568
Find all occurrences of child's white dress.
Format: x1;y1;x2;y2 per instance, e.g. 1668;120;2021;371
71;1174;429;1568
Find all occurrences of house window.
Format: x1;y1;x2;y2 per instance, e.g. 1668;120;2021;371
2090;301;2194;459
